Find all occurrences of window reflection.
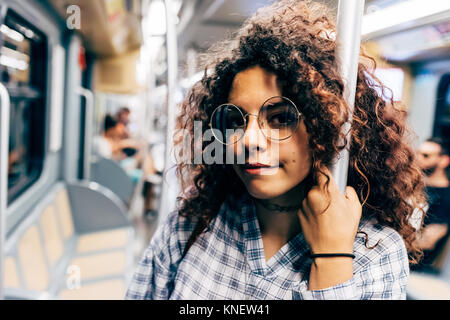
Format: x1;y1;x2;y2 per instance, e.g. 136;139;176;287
0;10;47;203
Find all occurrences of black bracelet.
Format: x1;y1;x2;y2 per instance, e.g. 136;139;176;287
309;253;355;259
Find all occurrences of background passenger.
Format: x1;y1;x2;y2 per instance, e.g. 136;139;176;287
412;137;450;273
116;107;132;140
92;114;122;159
93;114;142;183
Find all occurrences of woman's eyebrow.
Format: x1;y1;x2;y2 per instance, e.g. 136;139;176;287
228;98;287;113
265;101;286;109
229;103;248;114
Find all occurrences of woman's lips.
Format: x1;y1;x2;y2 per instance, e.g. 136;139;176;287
240;163;281;175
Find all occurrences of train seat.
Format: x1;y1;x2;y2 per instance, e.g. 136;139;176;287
3;182;135;300
90;156;136;206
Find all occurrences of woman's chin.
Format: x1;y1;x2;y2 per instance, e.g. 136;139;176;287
245;183;288;200
244;176;308;201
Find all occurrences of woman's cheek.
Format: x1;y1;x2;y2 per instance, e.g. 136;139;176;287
281;149;312;183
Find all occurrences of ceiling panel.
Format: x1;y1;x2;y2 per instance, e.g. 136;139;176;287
175;0;437;77
202;0;273;26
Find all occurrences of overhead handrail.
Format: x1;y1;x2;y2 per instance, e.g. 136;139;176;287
332;0;365;193
75;87;94;181
0;82;11;300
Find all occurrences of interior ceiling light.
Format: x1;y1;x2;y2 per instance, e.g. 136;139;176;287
362;0;450;36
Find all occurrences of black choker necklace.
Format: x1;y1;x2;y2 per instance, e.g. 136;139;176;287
254;198;303;213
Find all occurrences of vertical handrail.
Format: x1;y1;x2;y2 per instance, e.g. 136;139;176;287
159;0;178;224
0;83;11;300
332;0;365;193
76;87;94;181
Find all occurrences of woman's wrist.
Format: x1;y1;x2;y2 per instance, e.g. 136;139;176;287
309;252;355;259
309;241;355;253
308;256;353;290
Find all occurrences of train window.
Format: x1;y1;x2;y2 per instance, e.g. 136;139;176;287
366;67;405;102
0;10;48;204
433;74;450;140
373;68;404;102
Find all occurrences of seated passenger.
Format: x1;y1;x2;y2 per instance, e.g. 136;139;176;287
115;107;131;140
93;114;120;159
93;114;142;184
114;107;148;165
94;114;162;216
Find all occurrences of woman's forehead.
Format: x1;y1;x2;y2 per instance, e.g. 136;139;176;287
228;66;282;112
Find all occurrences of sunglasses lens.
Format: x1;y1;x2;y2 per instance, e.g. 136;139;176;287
259;97;299;140
210;104;245;144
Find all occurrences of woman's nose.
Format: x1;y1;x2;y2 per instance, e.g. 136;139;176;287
243;115;267;154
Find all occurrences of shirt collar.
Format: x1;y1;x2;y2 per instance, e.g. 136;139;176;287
234;191;311;278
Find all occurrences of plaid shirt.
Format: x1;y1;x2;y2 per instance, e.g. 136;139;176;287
125;191;409;300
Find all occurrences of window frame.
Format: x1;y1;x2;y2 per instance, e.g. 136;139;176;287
1;8;49;204
1;0;65;237
433;73;450;140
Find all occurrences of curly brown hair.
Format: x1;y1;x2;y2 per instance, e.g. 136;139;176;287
173;0;427;263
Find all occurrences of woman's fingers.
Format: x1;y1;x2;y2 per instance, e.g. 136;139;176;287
344;186;357;200
315;165;340;193
345;186;362;217
302;167;361;218
344;186;361;207
303;166;337;213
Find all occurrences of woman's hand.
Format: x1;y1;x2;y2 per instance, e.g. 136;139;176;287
298;166;362;290
298;166;362;254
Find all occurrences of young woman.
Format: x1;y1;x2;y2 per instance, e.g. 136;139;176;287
126;0;427;299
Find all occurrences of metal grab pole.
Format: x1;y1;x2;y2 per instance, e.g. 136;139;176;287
331;0;365;193
76;87;94;181
0;83;10;300
158;0;179;224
